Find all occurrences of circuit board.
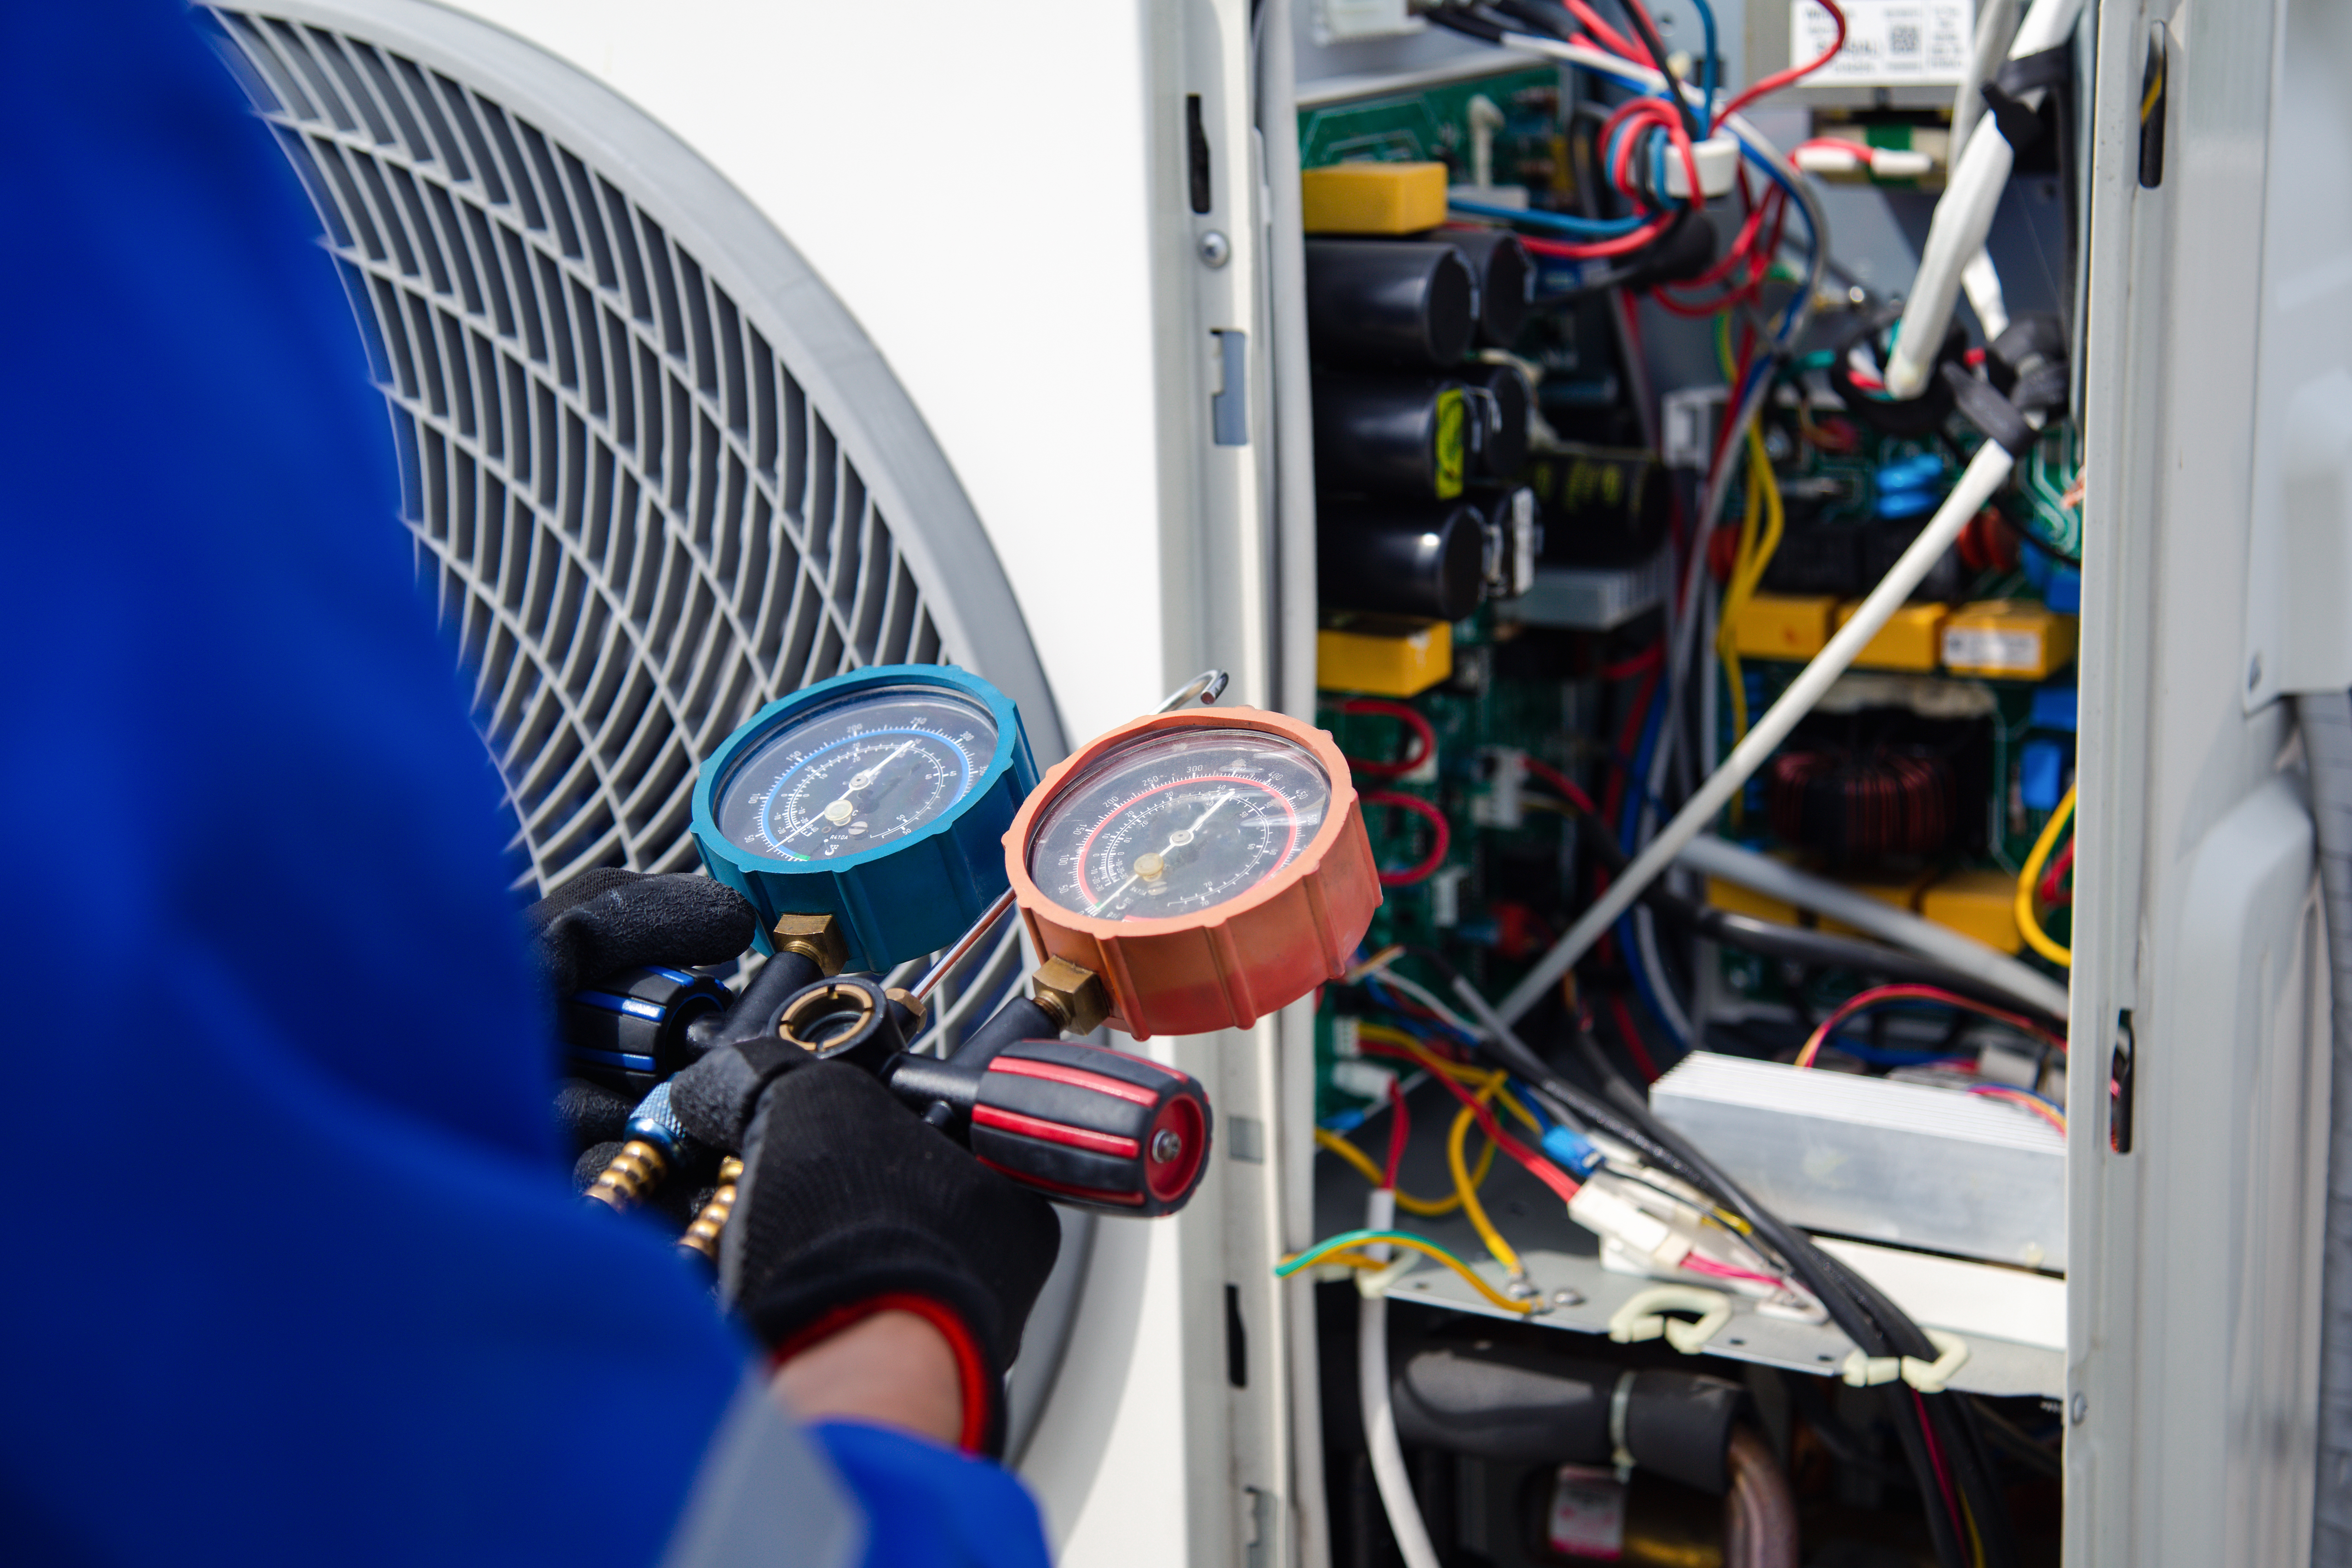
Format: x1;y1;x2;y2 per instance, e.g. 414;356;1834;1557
1296;63;1567;193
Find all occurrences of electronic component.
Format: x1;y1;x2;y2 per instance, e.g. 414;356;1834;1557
1525;447;1672;565
1300;159;1448;235
1919;868;2026;954
1443;227;1533;348
1311;373;1472;500
693;664;1037;971
1729;592;1835;660
1317;614;1453;697
1304;239;1477;368
1466;362;1531;481
1941;600;2081;680
1317;501;1489;620
1650;1052;2066;1270
1006;706;1379;1037
1834;598;1949;671
1767;744;1961;861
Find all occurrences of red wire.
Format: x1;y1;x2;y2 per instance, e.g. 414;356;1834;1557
1911;1389;1967;1549
1518;215;1679;261
2039;838;2077;907
1557;0;1645;62
1719;0;1848;121
1339;697;1436;779
1523;758;1601;818
1598;663;1662;829
1359;789;1450;886
1609;992;1661;1084
1383;1078;1411;1187
1368;1040;1582;1202
1596;642;1663;681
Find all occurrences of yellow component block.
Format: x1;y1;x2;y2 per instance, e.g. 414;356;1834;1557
1818;879;1921;940
1941;600;2080;680
1730;593;1836;661
1834;599;1950;672
1706;878;1798;926
1301;161;1449;235
1919;868;2024;955
1317;614;1453;697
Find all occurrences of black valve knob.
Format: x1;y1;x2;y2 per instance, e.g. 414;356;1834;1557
561;965;730;1095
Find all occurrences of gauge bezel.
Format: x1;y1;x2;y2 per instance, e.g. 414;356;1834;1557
692;664;1036;972
1003;706;1381;1039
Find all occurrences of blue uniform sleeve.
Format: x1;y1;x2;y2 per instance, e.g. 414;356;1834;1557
812;1425;1056;1568
0;3;815;1562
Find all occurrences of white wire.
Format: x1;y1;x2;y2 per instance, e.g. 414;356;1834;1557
1495;442;2021;1024
1371;965;1482;1040
1883;0;2087;397
1356;1186;1442;1568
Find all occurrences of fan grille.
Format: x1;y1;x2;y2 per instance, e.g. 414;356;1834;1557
209;8;955;890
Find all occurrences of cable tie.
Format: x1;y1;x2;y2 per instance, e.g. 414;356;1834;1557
1840;1351;1904;1388
1900;1329;1973;1394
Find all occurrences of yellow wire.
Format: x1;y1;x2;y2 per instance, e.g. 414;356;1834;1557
1714;423;1787;819
1279;1233;1538;1315
1312;1125;1495;1217
1356;1024;1545;1137
2015;783;2076;967
1449;1096;1524;1275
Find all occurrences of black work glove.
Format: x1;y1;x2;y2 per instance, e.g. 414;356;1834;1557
722;1062;1062;1456
524;866;757;994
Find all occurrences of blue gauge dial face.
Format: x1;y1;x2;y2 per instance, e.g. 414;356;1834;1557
716;685;999;863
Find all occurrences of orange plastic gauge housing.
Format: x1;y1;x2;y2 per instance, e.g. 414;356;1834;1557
1005;706;1382;1039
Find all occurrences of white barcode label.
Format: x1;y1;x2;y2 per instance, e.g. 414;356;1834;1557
1792;0;1973;86
1546;1465;1627;1560
1943;626;2042;671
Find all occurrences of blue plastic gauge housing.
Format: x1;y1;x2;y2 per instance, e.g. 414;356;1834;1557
692;665;1038;973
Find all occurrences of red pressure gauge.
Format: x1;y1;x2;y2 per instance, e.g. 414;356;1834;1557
1005;706;1381;1038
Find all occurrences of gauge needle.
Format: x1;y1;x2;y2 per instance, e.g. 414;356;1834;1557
1087;789;1236;916
783;739;916;840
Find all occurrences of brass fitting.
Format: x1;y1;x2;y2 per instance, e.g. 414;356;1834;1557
771;912;847;976
778;980;877;1052
1030;957;1110;1036
678;1156;746;1260
584;1139;669;1212
885;987;927;1026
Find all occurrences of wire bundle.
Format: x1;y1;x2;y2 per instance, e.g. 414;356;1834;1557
1766;745;1959;861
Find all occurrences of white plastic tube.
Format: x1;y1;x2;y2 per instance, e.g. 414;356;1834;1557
1883;0;2087;398
1354;1190;1441;1568
1673;835;2071;1019
1497;442;2018;1024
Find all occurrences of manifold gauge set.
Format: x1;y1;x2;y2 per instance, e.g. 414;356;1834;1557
565;663;1379;1227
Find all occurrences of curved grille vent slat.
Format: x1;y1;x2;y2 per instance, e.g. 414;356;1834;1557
212;6;955;890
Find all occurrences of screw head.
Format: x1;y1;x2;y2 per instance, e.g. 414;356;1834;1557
2070;1391;2089;1425
1550;1287;1586;1308
1198;230;1231;268
1151;1128;1184;1165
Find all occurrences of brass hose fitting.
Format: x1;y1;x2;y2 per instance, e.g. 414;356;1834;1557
1030;957;1111;1036
678;1156;745;1260
584;1139;670;1211
770;912;848;976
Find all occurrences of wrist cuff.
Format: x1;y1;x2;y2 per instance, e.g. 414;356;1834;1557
771;1292;993;1455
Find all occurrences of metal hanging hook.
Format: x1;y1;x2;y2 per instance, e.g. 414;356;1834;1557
1156;669;1229;714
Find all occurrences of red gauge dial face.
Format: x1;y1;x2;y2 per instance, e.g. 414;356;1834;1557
1025;728;1334;921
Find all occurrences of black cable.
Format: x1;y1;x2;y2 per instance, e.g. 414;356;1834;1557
1605;0;1701;140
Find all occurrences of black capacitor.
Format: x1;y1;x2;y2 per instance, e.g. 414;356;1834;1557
1526;446;1672;567
1317;502;1489;621
1311;373;1474;502
1443;227;1533;348
1469;362;1531;481
1304;239;1478;369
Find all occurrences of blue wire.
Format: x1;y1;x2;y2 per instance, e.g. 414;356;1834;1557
1613;678;1689;1052
1449;196;1652;238
1684;0;1720;136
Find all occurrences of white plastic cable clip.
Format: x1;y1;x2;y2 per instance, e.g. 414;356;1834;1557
1606;1285;1730;1354
1840;1352;1904;1388
1355;1256;1418;1300
1901;1330;1972;1394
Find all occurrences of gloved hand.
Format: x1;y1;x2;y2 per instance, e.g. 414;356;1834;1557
525;866;758;994
722;1062;1062;1456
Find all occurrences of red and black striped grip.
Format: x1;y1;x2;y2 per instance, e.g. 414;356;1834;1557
966;1040;1211;1217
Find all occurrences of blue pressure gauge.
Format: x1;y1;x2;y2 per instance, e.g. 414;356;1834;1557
692;665;1037;973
